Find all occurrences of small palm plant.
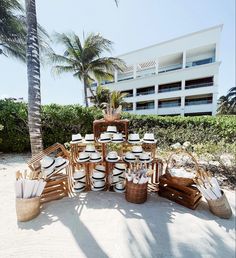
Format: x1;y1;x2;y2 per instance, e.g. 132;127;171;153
103;90;128;121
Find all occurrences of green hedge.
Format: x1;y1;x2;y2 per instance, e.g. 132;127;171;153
0;99;235;152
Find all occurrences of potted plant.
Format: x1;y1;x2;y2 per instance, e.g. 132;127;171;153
104;91;128;121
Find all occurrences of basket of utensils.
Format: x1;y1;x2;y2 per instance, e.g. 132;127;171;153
15;170;46;222
194;170;232;219
125;165;152;204
165;150;199;186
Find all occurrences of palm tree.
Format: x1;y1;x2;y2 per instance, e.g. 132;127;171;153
25;0;43;155
217;87;236;115
0;0;50;62
50;32;125;107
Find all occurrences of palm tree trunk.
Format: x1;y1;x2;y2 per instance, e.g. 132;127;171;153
25;0;43;156
83;78;89;107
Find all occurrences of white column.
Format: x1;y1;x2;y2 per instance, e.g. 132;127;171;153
133;102;136;113
155;99;158;114
155;61;159;74
182;51;186;69
133;64;137;79
155;84;158;94
181;96;185;116
212;93;218;116
182;80;185;90
114;70;118;82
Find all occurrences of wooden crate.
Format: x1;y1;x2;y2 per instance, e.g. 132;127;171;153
27;143;73;203
158;175;202;210
41;174;69;203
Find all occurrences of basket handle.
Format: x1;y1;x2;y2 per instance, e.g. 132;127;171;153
165;149;199;174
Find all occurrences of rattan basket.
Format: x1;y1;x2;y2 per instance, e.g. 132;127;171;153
125;180;148;204
16;197;40;222
165;150;199;186
207;191;232;219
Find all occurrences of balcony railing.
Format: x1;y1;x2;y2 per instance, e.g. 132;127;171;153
186;57;215;68
123;93;133;98
136;90;155;96
136;68;156;79
158;87;181;93
158;63;182;74
136;105;155;110
123;107;133;111
159;103;181;108
185;99;212;106
185;82;214;90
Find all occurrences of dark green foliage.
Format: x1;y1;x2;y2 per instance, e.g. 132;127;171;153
0;99;235;152
122;113;236;148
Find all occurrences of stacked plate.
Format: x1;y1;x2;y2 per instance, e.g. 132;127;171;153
91;165;106;191
111;163;126;193
73;169;86;192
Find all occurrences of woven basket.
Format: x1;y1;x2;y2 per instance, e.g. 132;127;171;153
104;113;120;122
165;150;198;186
125;180;147;204
16;197;40;222
207;191;232;219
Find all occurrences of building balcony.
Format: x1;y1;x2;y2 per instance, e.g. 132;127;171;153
158;106;182;115
136;86;155;96
158;98;181;108
186;57;215;68
158;63;182;74
158;82;181;93
123;107;133;111
136;100;155;110
121;89;133;98
185;95;213;106
184;104;213;114
185;82;213;90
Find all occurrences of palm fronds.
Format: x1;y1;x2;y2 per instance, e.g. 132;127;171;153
0;0;50;62
217;87;236;115
49;32;126;106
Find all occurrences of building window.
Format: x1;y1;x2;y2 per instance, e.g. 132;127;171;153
185;77;214;90
121;90;133;98
136;101;155;110
185;95;213;106
136;86;155;96
158;82;181;93
123;103;133;111
158;99;181;108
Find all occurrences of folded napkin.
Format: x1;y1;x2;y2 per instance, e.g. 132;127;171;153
169;168;195;179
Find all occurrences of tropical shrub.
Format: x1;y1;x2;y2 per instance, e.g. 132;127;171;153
0;99;235;152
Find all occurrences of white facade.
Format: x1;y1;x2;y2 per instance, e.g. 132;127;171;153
91;25;222;116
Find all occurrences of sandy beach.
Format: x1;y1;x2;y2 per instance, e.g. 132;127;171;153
0;153;235;258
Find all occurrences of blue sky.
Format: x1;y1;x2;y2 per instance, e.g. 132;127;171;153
0;0;235;105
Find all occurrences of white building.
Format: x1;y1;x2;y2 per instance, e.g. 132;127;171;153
91;25;222;116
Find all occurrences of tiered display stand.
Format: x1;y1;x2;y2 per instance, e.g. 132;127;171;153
70;119;163;193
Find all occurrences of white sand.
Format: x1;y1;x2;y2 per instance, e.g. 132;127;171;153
0;153;235;258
